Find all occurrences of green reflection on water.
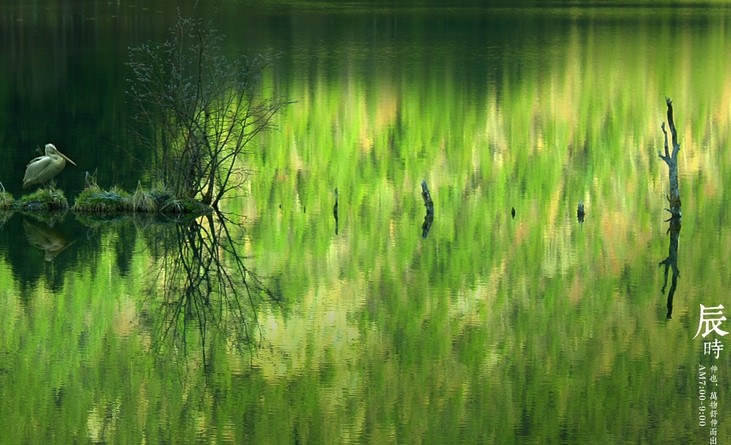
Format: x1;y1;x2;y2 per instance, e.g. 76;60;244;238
1;3;731;444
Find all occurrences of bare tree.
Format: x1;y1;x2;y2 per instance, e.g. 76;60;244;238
659;98;682;219
127;13;290;209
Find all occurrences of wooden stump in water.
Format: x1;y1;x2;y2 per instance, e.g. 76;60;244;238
421;180;434;214
421;180;434;238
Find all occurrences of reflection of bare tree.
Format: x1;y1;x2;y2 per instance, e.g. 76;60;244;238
146;211;279;368
659;216;681;320
333;188;339;235
0;211;12;228
421;180;434;239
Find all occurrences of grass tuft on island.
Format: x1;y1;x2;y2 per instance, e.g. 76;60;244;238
73;185;129;212
71;183;211;215
18;188;70;211
12;183;212;216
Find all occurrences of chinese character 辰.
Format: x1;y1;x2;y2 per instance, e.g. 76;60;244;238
693;304;729;339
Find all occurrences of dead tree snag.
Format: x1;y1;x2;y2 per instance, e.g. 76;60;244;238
658;98;682;219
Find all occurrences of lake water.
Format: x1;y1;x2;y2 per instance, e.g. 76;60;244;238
0;1;730;443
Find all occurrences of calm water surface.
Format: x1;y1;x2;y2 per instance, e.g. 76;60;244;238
0;2;730;443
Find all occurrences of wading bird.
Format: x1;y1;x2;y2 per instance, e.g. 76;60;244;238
22;143;77;189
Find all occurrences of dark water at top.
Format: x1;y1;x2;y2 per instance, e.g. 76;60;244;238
0;1;730;443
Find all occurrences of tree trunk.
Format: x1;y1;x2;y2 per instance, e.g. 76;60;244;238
658;98;682;219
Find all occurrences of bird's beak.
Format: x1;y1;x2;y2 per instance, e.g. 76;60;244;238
59;152;77;166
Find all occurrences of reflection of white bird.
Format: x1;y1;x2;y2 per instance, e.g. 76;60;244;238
22;143;77;189
23;219;74;262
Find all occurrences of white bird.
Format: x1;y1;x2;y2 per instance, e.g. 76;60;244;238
23;143;77;189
